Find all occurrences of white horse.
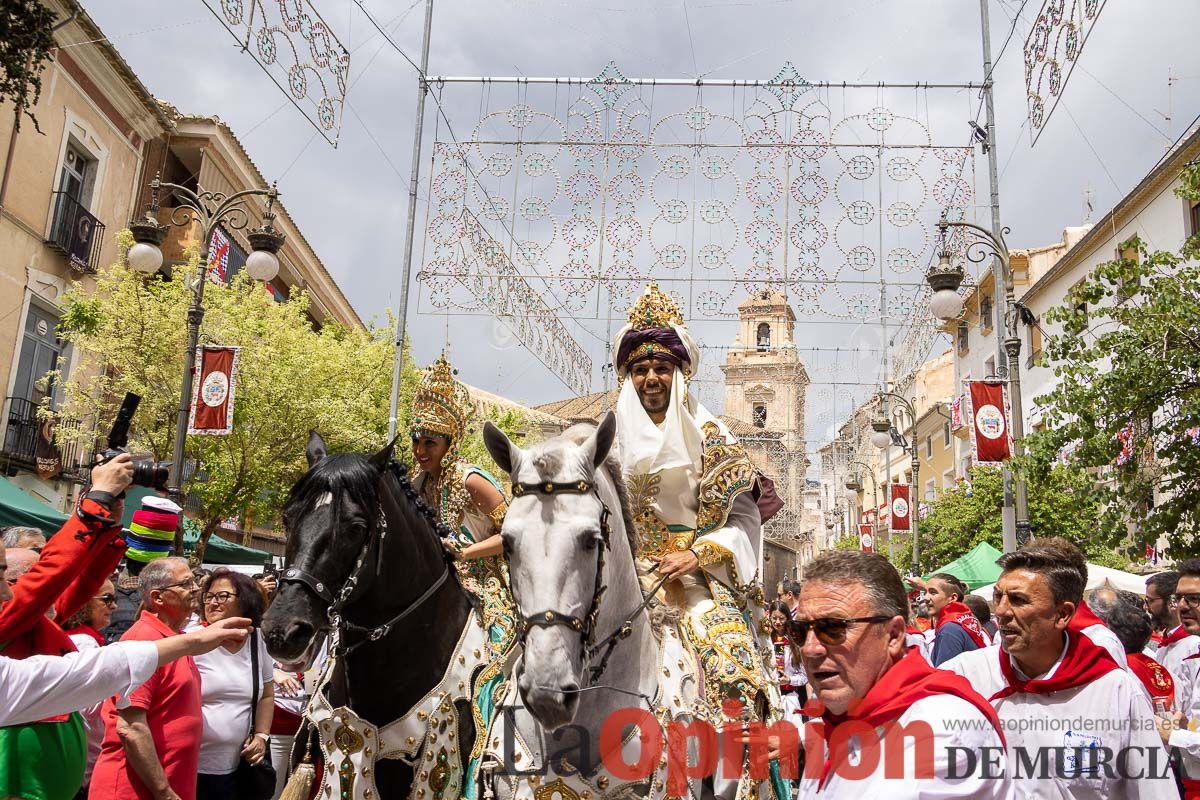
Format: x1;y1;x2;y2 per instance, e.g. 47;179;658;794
481;413;704;799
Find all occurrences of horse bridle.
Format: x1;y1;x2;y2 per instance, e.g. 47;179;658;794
510;479;667;684
279;461;456;657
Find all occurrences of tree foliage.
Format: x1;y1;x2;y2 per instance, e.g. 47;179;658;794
1022;164;1200;558
883;465;1123;573
54;233;532;563
0;0;57;133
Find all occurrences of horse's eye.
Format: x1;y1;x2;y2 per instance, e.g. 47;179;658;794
582;534;599;552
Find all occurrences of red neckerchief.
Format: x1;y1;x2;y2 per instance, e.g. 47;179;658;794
905;625;921;636
1068;599;1106;631
1161;625;1192;647
1127;652;1175;708
816;649;1005;789
1151;630;1167;646
991;629;1120;701
68;624;105;648
936;601;989;648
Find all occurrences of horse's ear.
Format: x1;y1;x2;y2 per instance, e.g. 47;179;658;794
306;431;328;467
483;421;519;475
593;411;617;468
369;436;399;473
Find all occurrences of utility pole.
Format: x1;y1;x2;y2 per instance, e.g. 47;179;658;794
387;0;435;439
978;0;1021;552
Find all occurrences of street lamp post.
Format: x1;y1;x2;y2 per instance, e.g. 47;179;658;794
128;174;285;555
871;392;922;573
927;214;1031;551
845;459;886;560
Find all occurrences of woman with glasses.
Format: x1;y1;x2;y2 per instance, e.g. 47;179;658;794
190;569;274;799
61;580;119;799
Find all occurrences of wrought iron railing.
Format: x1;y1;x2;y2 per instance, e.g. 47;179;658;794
0;398;93;480
46;192;105;274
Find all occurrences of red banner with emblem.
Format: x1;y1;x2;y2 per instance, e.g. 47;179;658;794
188;346;240;435
858;523;875;553
889;483;911;531
969;381;1013;463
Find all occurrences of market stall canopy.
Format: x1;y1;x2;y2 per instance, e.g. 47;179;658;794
0;476;68;532
924;541;1004;591
971;562;1153;598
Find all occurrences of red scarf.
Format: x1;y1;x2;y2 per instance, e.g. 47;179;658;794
1127;652;1175;709
1160;625;1192;648
67;624;105;648
1150;630;1166;647
936;601;989;648
816;649;1005;788
1068;599;1106;631
991;629;1120;701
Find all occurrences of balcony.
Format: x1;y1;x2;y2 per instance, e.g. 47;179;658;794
0;397;91;480
46;192;105;274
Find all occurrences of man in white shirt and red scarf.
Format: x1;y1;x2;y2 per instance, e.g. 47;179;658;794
1148;570;1200;709
1160;558;1200;798
943;538;1175;799
924;572;989;666
1059;560;1129;669
796;551;1009;798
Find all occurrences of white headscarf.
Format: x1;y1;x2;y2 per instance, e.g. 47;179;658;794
613;323;705;476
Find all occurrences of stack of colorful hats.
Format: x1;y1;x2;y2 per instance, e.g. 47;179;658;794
126;496;181;563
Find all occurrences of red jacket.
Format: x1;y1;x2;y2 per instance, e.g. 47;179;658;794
0;498;126;662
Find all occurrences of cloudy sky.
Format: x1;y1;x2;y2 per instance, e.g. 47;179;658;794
84;0;1200;456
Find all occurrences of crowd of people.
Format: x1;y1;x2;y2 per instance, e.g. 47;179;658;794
0;454;324;800
768;540;1200;798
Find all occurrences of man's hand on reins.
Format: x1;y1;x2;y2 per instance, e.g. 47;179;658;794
653;550;700;580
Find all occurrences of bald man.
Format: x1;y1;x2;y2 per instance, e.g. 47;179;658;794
4;548;39;583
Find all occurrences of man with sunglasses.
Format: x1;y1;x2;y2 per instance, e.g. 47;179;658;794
795;551;1009;798
942;539;1175;799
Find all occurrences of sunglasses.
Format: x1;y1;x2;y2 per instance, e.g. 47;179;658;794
791;615;894;646
95;594;118;606
159;578;198;593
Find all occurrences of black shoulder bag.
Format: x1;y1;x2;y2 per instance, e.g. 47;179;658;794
234;630;278;800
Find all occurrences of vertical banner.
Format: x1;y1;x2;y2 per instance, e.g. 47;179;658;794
858;523;875;553
34;415;62;479
188;346;241;435
969;380;1013;464
890;483;911;532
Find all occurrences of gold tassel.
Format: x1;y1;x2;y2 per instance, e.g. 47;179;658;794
279;731;317;800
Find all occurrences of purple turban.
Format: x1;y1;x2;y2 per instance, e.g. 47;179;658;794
617;327;691;373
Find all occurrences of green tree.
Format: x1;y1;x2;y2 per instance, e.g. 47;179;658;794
54;236;534;562
0;0;57;133
895;465;1121;573
1025;164;1200;558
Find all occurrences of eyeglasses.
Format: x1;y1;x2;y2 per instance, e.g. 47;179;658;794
202;591;238;605
1172;593;1200;608
160;578;198;593
791;615;894;646
95;594;117;606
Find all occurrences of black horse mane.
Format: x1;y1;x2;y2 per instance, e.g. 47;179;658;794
285;453;383;528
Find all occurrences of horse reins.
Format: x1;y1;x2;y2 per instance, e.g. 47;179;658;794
510;479;666;684
279;460;457;657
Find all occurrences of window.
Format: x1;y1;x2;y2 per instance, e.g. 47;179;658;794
48;139;104;271
925;435;933;459
984;355;996;378
752;404;767;428
58;142;95;206
956;322;969;355
924;479;936;501
1026;320;1043;369
980;294;993;331
1115;239;1141;302
756;323;771;352
943;421;952;448
1190;200;1200;240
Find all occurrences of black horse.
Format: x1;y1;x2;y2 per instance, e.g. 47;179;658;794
262;432;475;796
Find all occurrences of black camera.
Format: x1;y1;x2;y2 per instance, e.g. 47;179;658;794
96;392;172;491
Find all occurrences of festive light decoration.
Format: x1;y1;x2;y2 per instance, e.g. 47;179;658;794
200;0;349;146
1023;0;1108;144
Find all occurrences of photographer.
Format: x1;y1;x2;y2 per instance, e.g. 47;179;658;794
0;454;135;800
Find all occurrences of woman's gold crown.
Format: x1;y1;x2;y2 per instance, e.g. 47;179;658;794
410;354;474;446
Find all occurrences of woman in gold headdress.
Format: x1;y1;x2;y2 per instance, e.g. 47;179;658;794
409;355;515;797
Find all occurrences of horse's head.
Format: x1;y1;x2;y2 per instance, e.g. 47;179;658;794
262;431;395;666
484;412;617;730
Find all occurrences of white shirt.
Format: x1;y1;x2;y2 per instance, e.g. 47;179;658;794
942;641;1176;799
1082;622;1129;670
906;631;932;662
67;633;107;783
1168;641;1200;785
798;694;1011;798
192;632;273;775
1155;626;1200;709
0;640;159;727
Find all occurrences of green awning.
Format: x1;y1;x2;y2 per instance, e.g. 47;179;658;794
0;476;69;532
0;478;269;565
925;541;1004;591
